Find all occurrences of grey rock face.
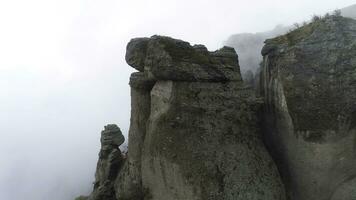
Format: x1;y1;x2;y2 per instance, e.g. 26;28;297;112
260;16;356;200
77;36;286;200
126;38;150;72
119;36;285;200
116;72;154;200
129;72;155;90
141;81;285;200
125;35;242;82
101;124;125;148
87;125;125;200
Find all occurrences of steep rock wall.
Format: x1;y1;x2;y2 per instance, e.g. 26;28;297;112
260;16;356;200
141;80;285;200
122;36;285;200
77;35;286;200
115;72;155;200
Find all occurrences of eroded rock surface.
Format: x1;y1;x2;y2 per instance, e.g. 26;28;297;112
78;36;286;200
121;36;285;200
87;124;125;200
126;35;242;82
115;72;154;200
76;12;356;200
141;81;285;200
260;15;356;200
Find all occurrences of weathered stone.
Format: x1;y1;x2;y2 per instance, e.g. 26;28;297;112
86;125;125;200
116;72;153;200
129;72;155;90
141;81;286;200
126;35;242;82
260;15;356;200
331;178;356;200
126;38;150;72
89;181;117;200
77;35;286;200
76;9;356;200
101;124;125;148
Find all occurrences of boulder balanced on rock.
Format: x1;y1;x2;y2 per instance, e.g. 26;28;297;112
87;124;125;200
126;35;242;82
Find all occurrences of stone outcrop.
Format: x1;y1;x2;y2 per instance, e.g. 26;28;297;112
260;15;356;200
117;35;285;200
115;72;154;200
126;36;242;82
77;15;356;199
84;124;125;200
77;35;286;200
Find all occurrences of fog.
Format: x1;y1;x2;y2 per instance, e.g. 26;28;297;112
225;4;356;77
0;1;355;200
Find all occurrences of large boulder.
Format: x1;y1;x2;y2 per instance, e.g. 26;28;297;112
260;15;356;200
100;124;125;148
126;36;242;82
125;38;150;72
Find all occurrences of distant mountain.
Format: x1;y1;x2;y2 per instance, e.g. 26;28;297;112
341;4;356;19
225;4;356;78
225;25;289;75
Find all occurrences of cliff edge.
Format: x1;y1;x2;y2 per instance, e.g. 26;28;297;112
76;14;356;200
260;15;356;200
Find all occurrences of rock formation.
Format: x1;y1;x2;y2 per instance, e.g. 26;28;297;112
260;15;356;200
76;14;356;200
81;124;125;200
77;36;286;200
121;35;285;200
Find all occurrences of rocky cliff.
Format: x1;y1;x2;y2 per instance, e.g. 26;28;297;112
260;15;356;200
121;36;285;200
225;4;356;80
76;15;356;200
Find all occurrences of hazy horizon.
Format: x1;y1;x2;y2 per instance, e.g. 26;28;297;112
1;1;355;200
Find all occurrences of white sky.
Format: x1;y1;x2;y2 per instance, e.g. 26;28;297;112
0;1;355;200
